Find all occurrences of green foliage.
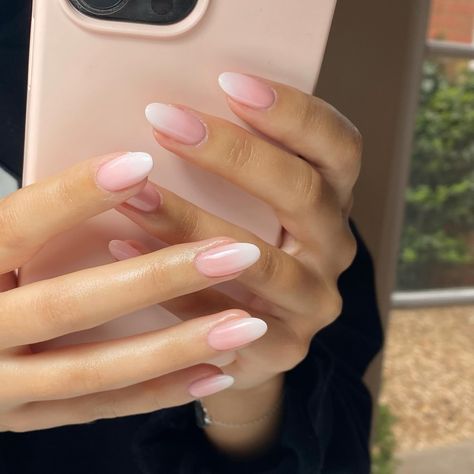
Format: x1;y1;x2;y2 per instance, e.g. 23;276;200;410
371;404;397;474
397;60;474;289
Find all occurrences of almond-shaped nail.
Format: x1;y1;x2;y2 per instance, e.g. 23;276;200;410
125;182;162;212
96;152;153;192
195;243;261;277
145;103;207;145
188;374;235;398
109;240;142;260
218;72;276;109
208;317;268;351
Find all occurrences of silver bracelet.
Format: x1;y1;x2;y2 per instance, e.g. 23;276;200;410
194;391;285;429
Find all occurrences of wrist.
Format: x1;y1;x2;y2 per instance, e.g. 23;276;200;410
196;373;285;458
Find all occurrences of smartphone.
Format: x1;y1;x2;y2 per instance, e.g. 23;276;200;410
20;0;336;352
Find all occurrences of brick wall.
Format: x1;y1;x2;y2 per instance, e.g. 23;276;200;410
429;0;474;43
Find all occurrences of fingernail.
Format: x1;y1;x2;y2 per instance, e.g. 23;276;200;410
96;152;154;192
195;243;261;277
145;103;207;145
108;240;142;260
206;351;237;367
125;182;162;212
208;317;268;351
218;72;276;109
188;374;235;398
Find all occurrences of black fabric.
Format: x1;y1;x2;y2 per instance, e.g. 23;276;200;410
0;3;384;472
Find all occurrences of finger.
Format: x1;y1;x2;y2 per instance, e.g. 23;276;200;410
0;238;260;349
116;189;337;318
110;243;333;388
0;152;154;273
3;364;226;432
217;73;362;207
8;309;267;403
0;272;16;292
144;102;342;238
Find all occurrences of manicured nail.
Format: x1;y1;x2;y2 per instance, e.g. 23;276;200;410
125;182;162;212
206;352;237;367
195;243;261;277
96;152;153;192
108;240;142;260
188;374;235;398
145;103;207;145
208;317;268;351
218;72;276;109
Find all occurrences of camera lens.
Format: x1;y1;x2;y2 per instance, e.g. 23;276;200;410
77;0;129;14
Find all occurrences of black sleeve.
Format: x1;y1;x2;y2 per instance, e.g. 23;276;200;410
130;220;384;474
0;0;31;181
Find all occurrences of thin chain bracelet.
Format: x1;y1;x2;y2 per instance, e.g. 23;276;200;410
194;390;285;429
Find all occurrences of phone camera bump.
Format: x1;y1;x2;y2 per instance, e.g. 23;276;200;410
76;0;129;15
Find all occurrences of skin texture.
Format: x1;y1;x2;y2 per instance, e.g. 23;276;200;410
0;73;362;458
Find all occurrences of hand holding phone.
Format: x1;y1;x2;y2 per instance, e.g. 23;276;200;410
0;152;267;432
22;0;336;349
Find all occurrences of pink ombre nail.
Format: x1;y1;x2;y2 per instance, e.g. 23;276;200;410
125;182;162;212
108;240;142;261
218;72;276;109
145;103;207;145
96;152;153;192
208;317;268;351
195;243;261;277
188;374;235;398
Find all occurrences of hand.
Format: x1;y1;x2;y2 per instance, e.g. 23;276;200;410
113;72;362;395
0;152;268;432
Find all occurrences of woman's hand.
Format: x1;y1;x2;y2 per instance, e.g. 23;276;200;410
113;72;362;433
0;152;268;432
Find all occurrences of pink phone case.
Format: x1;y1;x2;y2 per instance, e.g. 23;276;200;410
21;0;336;351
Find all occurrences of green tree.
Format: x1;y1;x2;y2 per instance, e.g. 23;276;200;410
397;60;474;289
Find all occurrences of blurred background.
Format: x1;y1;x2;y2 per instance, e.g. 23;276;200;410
0;0;472;473
316;0;473;472
378;0;474;472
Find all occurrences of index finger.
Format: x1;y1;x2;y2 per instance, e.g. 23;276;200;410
0;151;154;273
218;73;362;205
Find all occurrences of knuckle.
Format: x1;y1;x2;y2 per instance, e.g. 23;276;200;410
346;122;363;158
343;232;358;269
338;121;363;176
293;166;324;213
294;95;321;137
320;287;343;328
225;133;256;173
178;205;200;242
54;178;77;208
334;229;358;274
277;333;311;371
255;245;281;281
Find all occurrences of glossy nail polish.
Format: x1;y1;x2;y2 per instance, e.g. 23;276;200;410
208;317;268;351
145;103;207;145
218;72;276;109
125;182;162;212
195;243;261;277
188;374;235;398
96;152;153;192
108;240;142;260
